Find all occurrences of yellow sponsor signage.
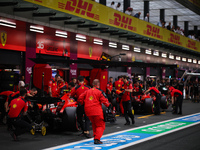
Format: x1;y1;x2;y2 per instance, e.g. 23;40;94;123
24;0;200;52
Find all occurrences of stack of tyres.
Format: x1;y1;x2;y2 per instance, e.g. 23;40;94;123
0;71;15;92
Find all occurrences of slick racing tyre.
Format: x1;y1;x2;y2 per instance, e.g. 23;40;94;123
144;98;154;114
62;107;79;131
111;98;117;107
160;96;168;109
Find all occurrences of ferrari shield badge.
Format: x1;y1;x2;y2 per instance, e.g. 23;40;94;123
1;31;7;46
89;46;92;58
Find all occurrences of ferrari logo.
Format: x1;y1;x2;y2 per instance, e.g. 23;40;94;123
89;46;92;58
13;104;17;108
1;31;7;46
82;87;84;89
89;96;93;101
118;84;121;87
132;56;135;62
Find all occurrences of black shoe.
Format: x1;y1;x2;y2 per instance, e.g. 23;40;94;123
78;132;84;136
178;112;182;115
94;139;103;144
10;133;18;141
154;113;160;115
124;122;130;125
84;133;91;138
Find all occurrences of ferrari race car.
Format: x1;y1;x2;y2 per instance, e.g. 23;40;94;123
27;93;79;135
132;91;169;114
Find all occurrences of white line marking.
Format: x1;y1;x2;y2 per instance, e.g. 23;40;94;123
43;112;200;150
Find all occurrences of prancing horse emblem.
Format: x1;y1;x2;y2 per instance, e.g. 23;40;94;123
1;31;7;46
89;46;92;57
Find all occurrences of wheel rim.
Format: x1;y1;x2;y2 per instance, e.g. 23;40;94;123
166;99;169;107
41;126;46;136
152;102;155;113
30;126;35;135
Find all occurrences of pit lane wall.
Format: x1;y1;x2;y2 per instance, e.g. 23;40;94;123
24;0;200;53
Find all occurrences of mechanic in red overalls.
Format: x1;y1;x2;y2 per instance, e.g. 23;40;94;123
8;89;33;141
78;79;110;144
106;77;113;102
121;76;135;125
133;81;143;93
169;86;183;115
48;74;60;97
144;86;161;115
5;90;20;113
71;76;91;138
115;76;124;114
0;91;13;123
26;88;38;108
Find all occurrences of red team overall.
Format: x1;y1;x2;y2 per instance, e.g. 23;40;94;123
48;74;60;97
78;79;110;144
115;76;124;114
121;76;135;125
170;87;183;114
8;89;32;141
71;76;91;138
106;77;113;102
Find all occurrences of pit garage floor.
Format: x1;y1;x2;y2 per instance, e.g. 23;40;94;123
1;100;200;150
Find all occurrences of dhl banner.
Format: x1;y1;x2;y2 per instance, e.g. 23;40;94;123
24;0;200;52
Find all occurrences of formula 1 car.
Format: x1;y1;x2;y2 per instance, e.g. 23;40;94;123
27;93;79;135
132;93;155;114
132;91;169;114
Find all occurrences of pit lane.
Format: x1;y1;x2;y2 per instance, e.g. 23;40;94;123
0;100;200;150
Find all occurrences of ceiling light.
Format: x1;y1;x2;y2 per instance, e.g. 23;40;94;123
188;59;192;63
122;45;129;51
55;30;67;38
169;54;174;59
0;19;16;28
182;58;186;62
176;56;181;60
76;34;86;42
162;53;167;58
94;38;103;45
109;42;117;48
30;29;44;33
145;49;151;55
193;59;197;64
134;47;141;53
30;25;44;33
198;61;200;64
153;50;159;56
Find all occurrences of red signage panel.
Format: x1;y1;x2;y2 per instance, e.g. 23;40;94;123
36;31;70;57
77;40;102;60
0;21;26;51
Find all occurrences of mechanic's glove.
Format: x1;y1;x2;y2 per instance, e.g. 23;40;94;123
120;88;124;91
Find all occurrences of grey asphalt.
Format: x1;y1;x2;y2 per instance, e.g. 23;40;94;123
0;100;200;150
